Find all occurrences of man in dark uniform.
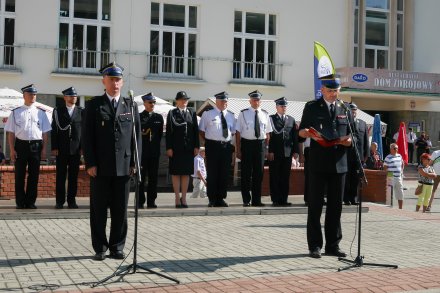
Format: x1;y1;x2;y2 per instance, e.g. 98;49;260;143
343;102;369;205
268;97;300;207
199;91;236;207
139;92;164;209
235;90;272;207
82;62;141;261
5;84;51;209
299;76;352;259
51;87;83;209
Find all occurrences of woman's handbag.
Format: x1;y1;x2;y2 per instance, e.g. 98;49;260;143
415;184;423;195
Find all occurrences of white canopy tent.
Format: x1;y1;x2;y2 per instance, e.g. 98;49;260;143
0;87;53;157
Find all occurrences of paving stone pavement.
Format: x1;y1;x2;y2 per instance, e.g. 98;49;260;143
1;166;440;292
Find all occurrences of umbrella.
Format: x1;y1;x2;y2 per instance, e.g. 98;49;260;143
371;114;384;160
397;121;408;165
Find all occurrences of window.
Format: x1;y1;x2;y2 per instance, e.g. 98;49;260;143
0;0;15;67
58;0;111;72
233;11;278;83
149;2;199;77
353;0;404;70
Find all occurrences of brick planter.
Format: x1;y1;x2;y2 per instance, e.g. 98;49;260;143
262;167;388;204
0;165;90;199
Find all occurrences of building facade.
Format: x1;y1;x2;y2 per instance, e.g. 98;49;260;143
1;0;440;155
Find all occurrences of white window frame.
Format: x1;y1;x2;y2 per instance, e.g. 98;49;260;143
0;0;15;67
58;0;111;72
233;11;278;82
149;2;199;77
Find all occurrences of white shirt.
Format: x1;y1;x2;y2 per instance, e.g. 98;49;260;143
67;105;75;117
4;104;51;140
407;131;416;143
106;93;120;106
192;154;207;179
199;107;236;142
431;150;440;174
235;107;272;140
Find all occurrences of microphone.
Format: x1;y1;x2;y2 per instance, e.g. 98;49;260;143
128;90;134;101
339;100;350;113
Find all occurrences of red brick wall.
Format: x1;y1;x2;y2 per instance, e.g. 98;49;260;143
262;167;388;203
0;165;90;198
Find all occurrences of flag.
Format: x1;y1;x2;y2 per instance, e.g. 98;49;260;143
372;114;383;160
314;41;336;100
397;122;408;165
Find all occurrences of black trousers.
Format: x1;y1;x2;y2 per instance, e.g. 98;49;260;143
303;147;310;204
408;143;414;163
307;171;345;251
139;156;160;207
269;156;292;204
90;175;130;254
14;139;42;207
344;156;359;203
55;153;81;205
240;138;265;205
205;139;232;204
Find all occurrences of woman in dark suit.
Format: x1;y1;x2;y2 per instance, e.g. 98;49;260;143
166;91;199;208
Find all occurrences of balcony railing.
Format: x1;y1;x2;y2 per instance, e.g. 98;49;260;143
0;44;18;70
55;48;116;74
232;60;283;85
147;54;203;79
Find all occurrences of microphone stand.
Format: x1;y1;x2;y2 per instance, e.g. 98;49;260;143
337;102;398;272
92;92;179;287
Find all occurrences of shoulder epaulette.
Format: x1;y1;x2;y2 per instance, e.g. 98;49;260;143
305;100;317;106
261;109;268;114
36;106;46;112
241;109;247;112
11;106;21;111
227;109;234;115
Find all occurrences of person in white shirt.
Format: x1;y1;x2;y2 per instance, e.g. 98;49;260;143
5;84;51;209
428;149;440;211
383;143;405;209
235;90;273;207
191;147;207;198
407;127;417;164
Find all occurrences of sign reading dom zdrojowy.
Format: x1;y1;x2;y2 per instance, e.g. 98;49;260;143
337;67;440;94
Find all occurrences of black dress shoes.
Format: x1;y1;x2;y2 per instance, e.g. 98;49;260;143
93;252;106;261
281;202;292;207
214;200;229;207
243;203;251;207
68;202;78;209
325;247;347;257
343;201;351;206
251;203;265;207
147;204;157;209
109;250;125;259
26;204;37;209
309;247;322;258
55;204;63;209
16;204;25;209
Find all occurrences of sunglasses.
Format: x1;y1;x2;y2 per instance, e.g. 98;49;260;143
147;101;156;104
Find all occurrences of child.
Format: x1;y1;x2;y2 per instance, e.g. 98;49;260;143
416;153;436;212
191;147;207;198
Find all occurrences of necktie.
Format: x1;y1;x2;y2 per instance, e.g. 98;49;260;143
220;111;228;139
112;98;117;110
254;110;261;138
330;104;335;119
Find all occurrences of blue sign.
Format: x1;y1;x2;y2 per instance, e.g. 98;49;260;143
352;73;368;82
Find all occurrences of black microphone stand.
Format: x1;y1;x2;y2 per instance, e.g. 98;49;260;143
92;92;179;287
337;102;398;272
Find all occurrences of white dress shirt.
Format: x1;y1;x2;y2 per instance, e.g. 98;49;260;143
4;104;51;140
199;106;236;142
235;107;272;140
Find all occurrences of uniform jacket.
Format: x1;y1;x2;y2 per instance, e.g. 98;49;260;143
166;107;200;152
268;114;299;158
82;94;141;176
299;98;351;173
350;118;369;162
51;106;83;156
140;111;164;158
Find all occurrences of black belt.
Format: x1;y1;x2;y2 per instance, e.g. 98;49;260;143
241;138;264;142
16;138;42;144
419;181;433;185
206;139;231;145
